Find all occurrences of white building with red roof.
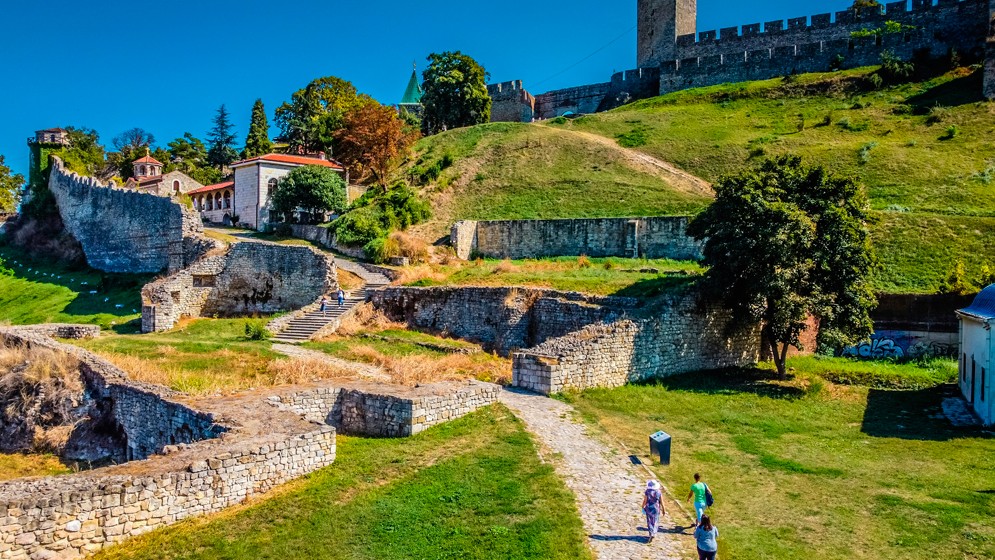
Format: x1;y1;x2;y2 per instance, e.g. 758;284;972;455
231;153;346;230
125;153;205;196
189;181;236;225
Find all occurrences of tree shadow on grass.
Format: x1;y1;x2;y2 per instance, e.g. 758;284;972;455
634;367;807;401
905;69;983;113
612;275;697;300
861;384;989;441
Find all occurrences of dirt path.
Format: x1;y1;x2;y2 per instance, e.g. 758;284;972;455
541;125;714;199
499;388;691;560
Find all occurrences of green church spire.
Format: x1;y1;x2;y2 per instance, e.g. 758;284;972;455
400;63;423;105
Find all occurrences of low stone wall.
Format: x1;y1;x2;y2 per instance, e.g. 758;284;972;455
46;157;219;274
288;224;365;259
371;286;763;394
450;217;703;261
269;379;499;437
142;241;336;332
370;286;637;355
9;324;100;340
513;295;760;394
0;328;337;559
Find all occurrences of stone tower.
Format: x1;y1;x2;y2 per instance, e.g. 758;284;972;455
637;0;697;68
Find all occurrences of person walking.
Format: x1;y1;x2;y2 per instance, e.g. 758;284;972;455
686;473;709;527
694;514;719;560
319;296;328;316
336;288;345;308
641;480;664;543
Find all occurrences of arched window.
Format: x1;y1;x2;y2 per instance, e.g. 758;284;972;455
215;193;222;210
139;165;146;176
223;191;232;209
207;196;214;211
267;178;278;199
173;180;181;194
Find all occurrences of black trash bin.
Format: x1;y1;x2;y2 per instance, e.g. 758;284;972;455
649;431;671;465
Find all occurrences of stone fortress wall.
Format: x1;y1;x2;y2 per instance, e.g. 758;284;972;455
141;241;337;333
489;0;995;122
450;216;703;261
46;157;217;274
0;327;497;559
370;286;761;394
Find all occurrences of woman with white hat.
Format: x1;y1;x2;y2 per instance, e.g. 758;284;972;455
641;479;664;543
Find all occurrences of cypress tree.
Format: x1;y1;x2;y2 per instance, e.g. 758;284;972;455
243;99;273;159
207;104;238;170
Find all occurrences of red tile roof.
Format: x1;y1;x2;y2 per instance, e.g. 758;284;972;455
187;181;234;195
230;153;343;170
133;155;163;165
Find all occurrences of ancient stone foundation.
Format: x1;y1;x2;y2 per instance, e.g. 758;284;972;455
141;241;337;333
370;286;762;393
450;216;703;261
46;158;218;274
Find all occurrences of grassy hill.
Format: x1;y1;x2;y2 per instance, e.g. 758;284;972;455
408;67;995;293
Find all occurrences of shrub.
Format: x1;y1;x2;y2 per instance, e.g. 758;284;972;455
858;142;878;165
925;105;949;125
577;255;592;269
332;206;387;247
829;54;845;71
937;261;977;295
363;236;399;264
389;231;430;264
244;322;271;341
549;116;568;125
878;51;915;84
941;125;960;140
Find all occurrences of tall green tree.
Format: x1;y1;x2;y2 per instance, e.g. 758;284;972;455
270;165;347;224
243;99;273;158
54;127;107;178
687;155;877;378
274;77;374;155
0;155;24;212
168;133;222;185
420;51;491;135
207;105;238;170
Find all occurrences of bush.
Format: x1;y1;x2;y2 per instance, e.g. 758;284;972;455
941;125;960;140
362;236;396;264
332;206;387;247
925;105;949;125
878;51;915;84
389;231;430;264
858;142;878;165
577;255;592;269
244;322;271;341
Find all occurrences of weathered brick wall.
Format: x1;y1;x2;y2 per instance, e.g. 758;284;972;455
513;295;761;394
370;286;637;355
46;158;216;274
142;242;336;333
450;216;703;261
269;380;498;437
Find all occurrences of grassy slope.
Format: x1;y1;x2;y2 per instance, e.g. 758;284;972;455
405;122;712;231
411;67;995;292
565;358;994;560
0;245;147;331
92;407;592;560
0;453;71;481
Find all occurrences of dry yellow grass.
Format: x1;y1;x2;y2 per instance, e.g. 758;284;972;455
392;264;448;285
335;303;405;336
261;357;357;386
342;345;510;386
0;343;81;388
337;270;366;292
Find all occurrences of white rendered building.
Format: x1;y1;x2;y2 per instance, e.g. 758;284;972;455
231;153;345;230
955;285;995;426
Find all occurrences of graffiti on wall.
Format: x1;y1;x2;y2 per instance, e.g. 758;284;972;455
841;330;958;360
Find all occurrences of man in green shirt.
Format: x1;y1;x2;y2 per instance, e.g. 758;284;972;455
686;473;708;526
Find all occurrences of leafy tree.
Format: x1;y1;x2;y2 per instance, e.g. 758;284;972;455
336;103;420;187
274;77;374;155
851;0;882;16
687;155;877;378
207;105;239;170
243;99;273;158
53;127;108;178
420;51;491;135
0;155;24;212
270;165;347;224
108;128;163;180
167;133;223;185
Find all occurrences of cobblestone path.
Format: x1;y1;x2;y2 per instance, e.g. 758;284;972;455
272;343;391;382
499;388;689;560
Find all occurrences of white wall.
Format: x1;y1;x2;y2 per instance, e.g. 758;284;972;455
959;317;993;425
234;165;260;229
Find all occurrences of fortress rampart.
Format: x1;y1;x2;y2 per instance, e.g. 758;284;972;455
488;0;995;122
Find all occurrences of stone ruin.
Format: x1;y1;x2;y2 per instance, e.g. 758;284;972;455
0;327;497;559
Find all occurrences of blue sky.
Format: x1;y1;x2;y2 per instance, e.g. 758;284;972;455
0;0;855;177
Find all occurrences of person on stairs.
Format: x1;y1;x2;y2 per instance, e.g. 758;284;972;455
337;287;345;308
319;296;328;316
642;480;664;544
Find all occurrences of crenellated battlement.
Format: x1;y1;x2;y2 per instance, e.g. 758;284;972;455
676;0;983;55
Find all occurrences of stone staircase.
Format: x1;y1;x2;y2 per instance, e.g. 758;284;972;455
270;260;391;344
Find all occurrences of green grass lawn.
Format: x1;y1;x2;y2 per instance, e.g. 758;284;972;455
74;319;282;395
400;256;702;298
0;453;72;481
564;357;994;560
91;406;592;560
411;66;995;292
0;245;148;331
